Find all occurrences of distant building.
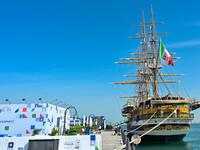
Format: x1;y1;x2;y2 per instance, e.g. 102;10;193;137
69;115;105;127
70;118;82;126
96;116;105;127
0;103;70;137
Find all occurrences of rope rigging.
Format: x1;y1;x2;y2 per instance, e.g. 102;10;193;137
115;109;177;150
173;67;190;99
127;110;157;134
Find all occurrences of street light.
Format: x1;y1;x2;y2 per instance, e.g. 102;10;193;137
50;99;58;104
89;114;96;126
63;105;78;135
5;99;11;104
39;98;43;103
22;98;27;104
73;114;79;120
55;101;62;105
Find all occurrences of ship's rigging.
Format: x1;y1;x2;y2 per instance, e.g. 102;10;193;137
112;6;200;144
113;7;188;106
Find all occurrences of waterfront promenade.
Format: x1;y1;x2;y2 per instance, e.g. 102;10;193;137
102;131;122;150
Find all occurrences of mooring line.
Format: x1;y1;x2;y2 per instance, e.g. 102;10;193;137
127;110;157;134
115;109;177;150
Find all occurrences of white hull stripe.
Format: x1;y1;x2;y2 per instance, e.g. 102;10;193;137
130;119;190;126
131;130;188;136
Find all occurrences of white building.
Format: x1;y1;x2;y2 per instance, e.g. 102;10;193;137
0;103;70;137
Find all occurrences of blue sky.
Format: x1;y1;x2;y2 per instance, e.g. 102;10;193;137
0;0;200;123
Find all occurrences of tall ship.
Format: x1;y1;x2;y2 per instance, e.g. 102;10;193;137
113;7;200;143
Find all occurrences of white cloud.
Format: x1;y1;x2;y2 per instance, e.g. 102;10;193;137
192;22;200;26
166;40;200;48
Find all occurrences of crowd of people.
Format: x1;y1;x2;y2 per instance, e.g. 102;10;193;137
114;126;121;136
80;124;104;135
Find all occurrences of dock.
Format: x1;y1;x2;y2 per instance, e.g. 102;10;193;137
102;130;122;150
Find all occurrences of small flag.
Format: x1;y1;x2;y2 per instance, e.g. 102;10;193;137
95;146;99;150
22;108;27;112
26;130;30;134
160;39;174;66
15;108;19;113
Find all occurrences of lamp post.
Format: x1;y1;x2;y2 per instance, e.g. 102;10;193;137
39;98;43;103
22;98;27;104
5;99;11;104
89;114;96;127
50;99;58;104
63;105;78;135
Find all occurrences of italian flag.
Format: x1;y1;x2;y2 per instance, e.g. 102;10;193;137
160;39;174;66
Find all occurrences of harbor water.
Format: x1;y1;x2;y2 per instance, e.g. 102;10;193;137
135;123;200;150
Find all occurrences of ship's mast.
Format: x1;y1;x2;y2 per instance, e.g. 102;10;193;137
142;11;149;99
137;47;143;102
113;7;182;104
150;6;159;98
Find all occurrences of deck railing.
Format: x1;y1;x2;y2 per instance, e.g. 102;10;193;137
140;113;194;120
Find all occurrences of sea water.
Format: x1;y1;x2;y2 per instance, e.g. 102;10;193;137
135;124;200;150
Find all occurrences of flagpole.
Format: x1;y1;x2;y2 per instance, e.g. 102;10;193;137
154;38;161;98
155;39;160;68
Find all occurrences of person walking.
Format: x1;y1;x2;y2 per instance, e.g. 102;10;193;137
81;128;85;135
86;125;90;135
98;125;101;131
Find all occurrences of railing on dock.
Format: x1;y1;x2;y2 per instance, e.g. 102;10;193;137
121;129;135;150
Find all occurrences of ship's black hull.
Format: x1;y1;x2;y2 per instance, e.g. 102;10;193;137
141;134;185;144
128;133;186;144
127;120;190;143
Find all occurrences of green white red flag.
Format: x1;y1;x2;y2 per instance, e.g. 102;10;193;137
159;39;174;66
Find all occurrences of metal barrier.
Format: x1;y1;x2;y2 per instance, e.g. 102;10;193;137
117;110;177;150
121;129;134;150
121;129;126;145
